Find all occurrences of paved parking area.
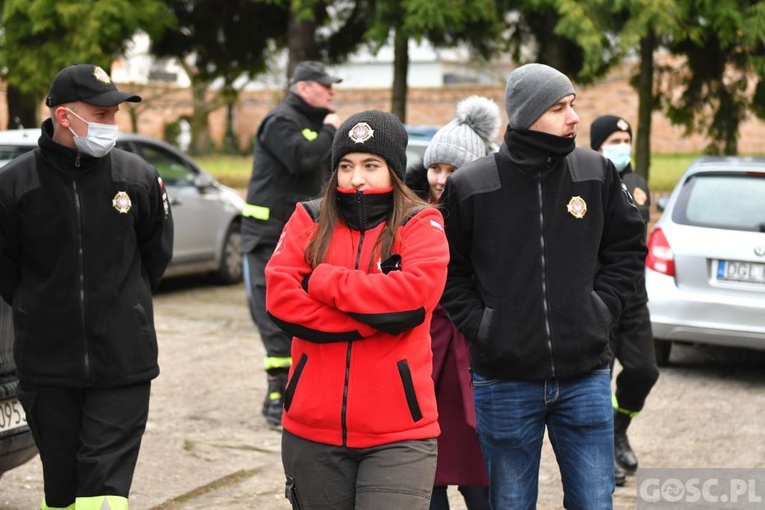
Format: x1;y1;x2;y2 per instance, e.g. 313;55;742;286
3;277;764;509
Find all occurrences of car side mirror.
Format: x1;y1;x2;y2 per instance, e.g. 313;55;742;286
193;171;216;189
656;195;669;213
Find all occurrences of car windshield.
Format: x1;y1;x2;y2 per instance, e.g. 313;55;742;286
0;146;34;166
672;172;765;232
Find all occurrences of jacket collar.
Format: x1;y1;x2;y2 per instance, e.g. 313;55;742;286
336;187;393;231
619;163;634;178
38;118;102;171
285;92;332;123
499;128;576;178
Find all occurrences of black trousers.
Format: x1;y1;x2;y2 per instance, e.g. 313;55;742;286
17;382;151;508
610;282;660;413
430;485;491;510
245;244;293;360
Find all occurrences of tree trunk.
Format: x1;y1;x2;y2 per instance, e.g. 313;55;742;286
634;32;656;182
391;30;409;122
126;104;140;133
718;89;739;155
287;10;319;81
189;78;213;155
223;99;239;154
6;85;39;129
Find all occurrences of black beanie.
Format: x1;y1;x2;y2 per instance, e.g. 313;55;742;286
332;110;408;181
590;115;632;151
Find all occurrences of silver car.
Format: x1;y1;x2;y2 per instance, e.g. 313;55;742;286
0;129;245;284
646;156;765;365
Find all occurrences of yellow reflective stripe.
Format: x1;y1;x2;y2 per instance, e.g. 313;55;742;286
263;356;292;371
301;128;318;141
42;498;74;510
75;495;128;510
243;203;270;221
612;394;639;418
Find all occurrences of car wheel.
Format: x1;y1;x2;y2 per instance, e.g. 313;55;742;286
213;220;243;285
654;339;672;367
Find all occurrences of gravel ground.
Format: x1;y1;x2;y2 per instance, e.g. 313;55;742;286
2;275;764;509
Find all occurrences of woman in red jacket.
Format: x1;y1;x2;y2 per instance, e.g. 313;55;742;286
265;110;449;510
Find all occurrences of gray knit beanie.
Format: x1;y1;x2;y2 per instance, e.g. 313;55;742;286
423;96;501;169
505;63;576;130
332;110;408;181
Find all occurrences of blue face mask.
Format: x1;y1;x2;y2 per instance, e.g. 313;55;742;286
602;144;631;172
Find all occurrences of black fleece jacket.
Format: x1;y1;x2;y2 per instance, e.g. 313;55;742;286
439;128;647;380
0;119;173;387
242;93;336;251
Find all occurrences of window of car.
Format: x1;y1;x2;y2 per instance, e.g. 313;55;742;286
0;146;34;166
121;142;193;186
406;146;426;169
672;172;765;232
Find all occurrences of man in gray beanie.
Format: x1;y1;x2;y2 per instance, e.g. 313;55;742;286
439;63;647;509
504;62;576;130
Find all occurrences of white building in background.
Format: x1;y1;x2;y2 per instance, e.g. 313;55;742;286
111;34;191;87
111;33;507;90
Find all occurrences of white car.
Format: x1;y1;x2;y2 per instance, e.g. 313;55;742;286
0;129;245;284
645;156;765;365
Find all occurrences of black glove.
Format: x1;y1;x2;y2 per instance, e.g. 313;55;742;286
380;254;402;274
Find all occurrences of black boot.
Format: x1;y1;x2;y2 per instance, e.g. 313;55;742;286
614;461;627;487
614;411;638;472
262;368;289;429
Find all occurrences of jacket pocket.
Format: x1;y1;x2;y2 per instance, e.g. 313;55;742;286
476;307;493;348
283;353;307;412
12;305;27;369
396;360;423;422
133;303;157;354
588;291;613;354
590;291;612;331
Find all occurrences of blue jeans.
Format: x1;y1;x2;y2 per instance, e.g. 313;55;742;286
473;365;614;510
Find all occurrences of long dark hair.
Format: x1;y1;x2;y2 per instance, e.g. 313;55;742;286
305;168;430;271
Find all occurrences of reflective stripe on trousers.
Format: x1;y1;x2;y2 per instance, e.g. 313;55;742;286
43;495;128;510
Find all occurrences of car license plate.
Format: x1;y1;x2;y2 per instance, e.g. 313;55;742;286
0;397;27;434
716;260;765;284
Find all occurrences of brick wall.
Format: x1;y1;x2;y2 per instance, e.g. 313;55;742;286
238;76;765;153
5;69;765;154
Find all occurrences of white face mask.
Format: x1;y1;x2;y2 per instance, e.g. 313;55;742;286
602;143;631;172
67;108;118;158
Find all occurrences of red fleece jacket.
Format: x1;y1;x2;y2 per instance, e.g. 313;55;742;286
265;202;449;447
